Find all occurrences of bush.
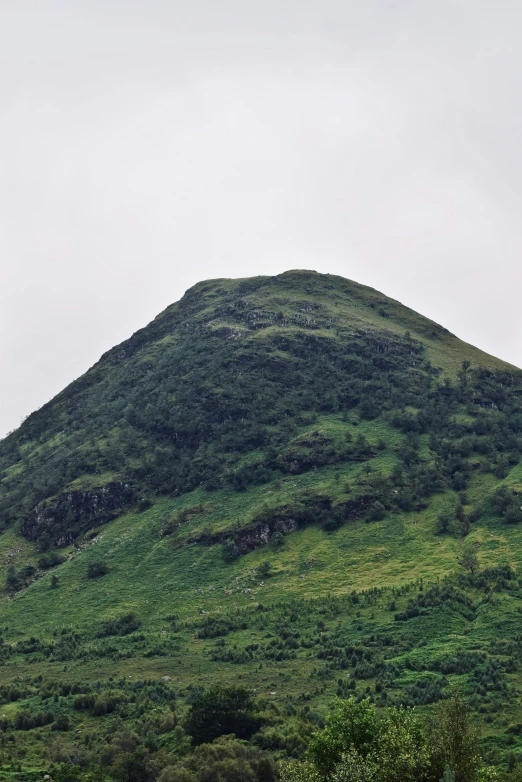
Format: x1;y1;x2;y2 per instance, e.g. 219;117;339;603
38;551;66;569
96;612;142;637
369;501;386;521
436;510;453;535
5;565;36;592
184;686;260;744
137;497;152;512
222;540;239;563
157;768;195;782
192;737;277;782
258;562;272;579
272;532;285;548
51;715;71;731
87;561;109;578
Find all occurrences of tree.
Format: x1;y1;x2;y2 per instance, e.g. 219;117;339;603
109;746;150;782
307;698;380;777
371;707;430;782
436;511;453;535
507;752;517;773
281;760;322;782
332;751;374;782
359;399;379;420
457;544;479;575
284;695;498;782
52;766;85;782
458;504;471;537
504;507;522;525
311;706;430;782
458;361;471;390
184;686;260;745
428;689;486;782
191;736;276;782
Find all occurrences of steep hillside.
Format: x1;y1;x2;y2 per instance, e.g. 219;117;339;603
1;270;522;781
0;270;514;545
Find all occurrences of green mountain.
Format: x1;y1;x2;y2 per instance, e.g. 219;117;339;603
1;270;522;781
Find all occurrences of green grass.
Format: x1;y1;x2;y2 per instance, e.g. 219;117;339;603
1;449;521;637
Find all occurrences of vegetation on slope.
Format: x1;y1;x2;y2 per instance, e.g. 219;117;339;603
0;271;522;780
0;270;515;546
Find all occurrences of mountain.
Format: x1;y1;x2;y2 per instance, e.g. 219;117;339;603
0;270;515;546
1;270;522;780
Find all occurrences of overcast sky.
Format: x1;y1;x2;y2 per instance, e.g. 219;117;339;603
1;1;522;438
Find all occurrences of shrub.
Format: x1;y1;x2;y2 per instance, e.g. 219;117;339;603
184;686;260;744
137;497;152;512
51;715;71;731
96;612;142;638
436;511;453;535
272;532;285;548
87;561;109;578
38;551;66;570
157;768;195;782
369;501;386;521
258;562;272;579
5;565;35;592
222;540;239;563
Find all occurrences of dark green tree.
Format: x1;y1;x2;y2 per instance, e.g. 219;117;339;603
457;545;479;575
436;511;453;535
184;686;260;745
428;689;485;782
307;698;380;777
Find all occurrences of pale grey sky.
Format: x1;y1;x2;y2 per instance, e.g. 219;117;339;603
1;1;522;438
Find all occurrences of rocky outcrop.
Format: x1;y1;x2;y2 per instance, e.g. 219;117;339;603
21;482;135;546
190;490;376;556
192;515;299;555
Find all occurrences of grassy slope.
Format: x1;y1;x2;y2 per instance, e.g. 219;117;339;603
2;415;521;633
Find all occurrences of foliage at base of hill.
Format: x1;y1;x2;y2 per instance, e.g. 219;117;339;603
1;564;522;778
282;692;496;782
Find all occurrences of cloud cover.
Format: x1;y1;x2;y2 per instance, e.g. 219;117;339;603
1;1;521;437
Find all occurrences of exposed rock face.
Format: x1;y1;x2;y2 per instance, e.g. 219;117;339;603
232;517;299;555
21;483;134;546
190;491;374;557
193;516;300;555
